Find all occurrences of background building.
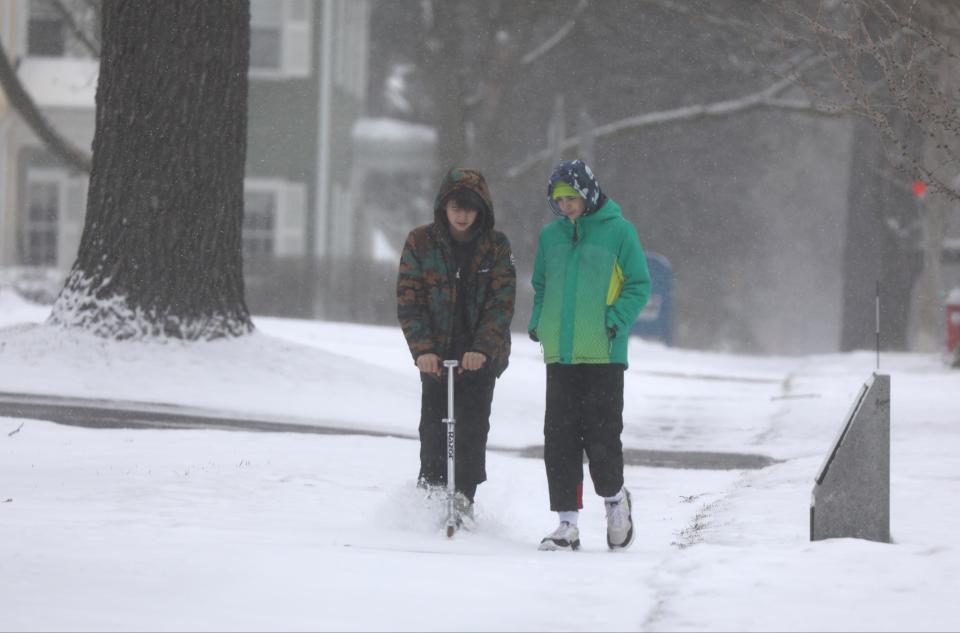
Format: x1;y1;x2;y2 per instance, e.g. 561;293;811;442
0;0;370;320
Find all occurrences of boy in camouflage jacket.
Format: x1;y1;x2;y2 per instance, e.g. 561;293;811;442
397;168;516;512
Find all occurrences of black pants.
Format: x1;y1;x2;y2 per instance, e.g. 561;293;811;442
544;363;625;511
418;369;496;501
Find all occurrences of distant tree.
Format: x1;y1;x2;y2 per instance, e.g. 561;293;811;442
49;0;253;340
760;0;960;350
375;0;588;234
543;0;960;351
371;0;584;183
373;1;954;351
374;0;846;350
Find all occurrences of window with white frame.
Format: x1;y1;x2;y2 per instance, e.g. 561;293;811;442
25;0;99;58
249;0;311;78
21;168;86;269
243;179;307;268
23;177;59;266
27;0;64;56
249;1;282;72
243;188;277;262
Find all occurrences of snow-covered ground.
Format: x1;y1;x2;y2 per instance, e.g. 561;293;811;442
1;288;958;631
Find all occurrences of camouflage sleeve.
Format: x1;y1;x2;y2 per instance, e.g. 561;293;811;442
472;233;517;361
396;231;437;362
528;233;546;334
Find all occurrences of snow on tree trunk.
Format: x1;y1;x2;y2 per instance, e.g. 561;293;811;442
50;0;253;340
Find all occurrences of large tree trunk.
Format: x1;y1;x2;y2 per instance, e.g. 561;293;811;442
50;0;253;340
840;121;921;351
910;194;947;351
910;54;958;352
423;1;468;180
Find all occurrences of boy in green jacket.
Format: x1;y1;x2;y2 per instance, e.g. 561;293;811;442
528;159;651;551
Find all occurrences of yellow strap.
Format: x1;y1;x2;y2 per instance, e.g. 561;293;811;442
606;261;624;305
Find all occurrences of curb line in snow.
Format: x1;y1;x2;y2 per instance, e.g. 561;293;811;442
0;391;781;471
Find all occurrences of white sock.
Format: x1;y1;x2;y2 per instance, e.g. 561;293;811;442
604;488;625;504
558;511;579;526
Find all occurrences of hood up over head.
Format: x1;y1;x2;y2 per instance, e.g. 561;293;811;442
433;167;495;234
547;159;605;217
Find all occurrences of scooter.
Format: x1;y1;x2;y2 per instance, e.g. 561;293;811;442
442;359;459;537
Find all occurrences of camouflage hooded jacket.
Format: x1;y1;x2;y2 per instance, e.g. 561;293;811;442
396;168;516;377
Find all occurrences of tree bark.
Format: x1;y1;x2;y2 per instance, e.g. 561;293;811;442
50;0;253;340
840;120;921;351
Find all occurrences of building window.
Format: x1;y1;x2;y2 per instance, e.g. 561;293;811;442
243;188;277;267
249;0;311;78
25;0;99;58
243;179;307;264
250;1;282;71
27;0;65;56
24;179;59;266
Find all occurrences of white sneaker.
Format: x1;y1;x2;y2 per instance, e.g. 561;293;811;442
605;487;634;550
453;492;476;530
538;521;581;551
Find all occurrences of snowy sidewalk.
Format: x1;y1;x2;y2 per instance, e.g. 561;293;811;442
1;293;959;631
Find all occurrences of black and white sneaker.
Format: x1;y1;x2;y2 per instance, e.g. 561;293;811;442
538;521;581;551
604;487;634;550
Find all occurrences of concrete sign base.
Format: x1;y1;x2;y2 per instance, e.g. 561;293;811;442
810;373;890;543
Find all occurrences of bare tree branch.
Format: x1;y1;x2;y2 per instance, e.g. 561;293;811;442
652;0;790;41
0;35;93;173
771;1;960;196
520;0;589;64
506;52;835;179
51;0;101;57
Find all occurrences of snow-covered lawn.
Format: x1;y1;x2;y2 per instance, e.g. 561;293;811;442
1;289;958;631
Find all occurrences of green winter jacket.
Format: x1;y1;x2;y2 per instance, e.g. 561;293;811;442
528;197;651;367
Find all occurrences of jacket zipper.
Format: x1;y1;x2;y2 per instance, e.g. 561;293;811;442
438;234;457;358
559;219;580;363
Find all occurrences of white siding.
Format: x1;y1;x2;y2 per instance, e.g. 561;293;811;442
277;180;307;256
282;0;311;78
58;175;86;268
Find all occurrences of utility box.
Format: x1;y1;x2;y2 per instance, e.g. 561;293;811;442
630;252;673;345
947;287;960;356
811;373;890;543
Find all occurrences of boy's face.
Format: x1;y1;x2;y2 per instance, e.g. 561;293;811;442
445;199;479;240
556;195;586;221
